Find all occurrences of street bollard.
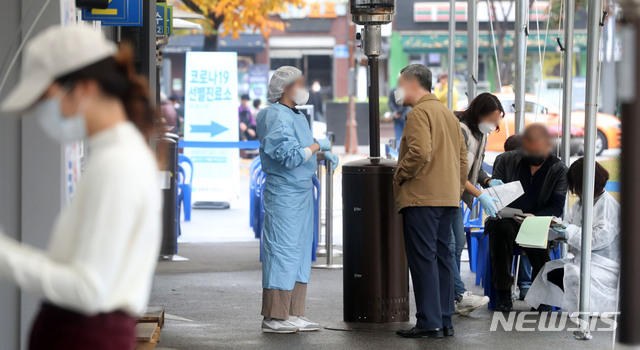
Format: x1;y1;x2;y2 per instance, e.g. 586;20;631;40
158;134;178;258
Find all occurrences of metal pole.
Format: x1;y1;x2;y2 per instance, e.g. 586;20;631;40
369;56;381;157
364;25;382;158
447;0;456;110
561;0;575;167
514;0;527;133
467;0;479;101
314;159;342;269
325;160;334;266
574;0;602;340
616;6;640;346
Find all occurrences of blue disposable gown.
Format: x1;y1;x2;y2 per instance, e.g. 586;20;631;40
256;103;317;290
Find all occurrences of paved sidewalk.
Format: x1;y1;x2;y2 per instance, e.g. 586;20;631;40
150;242;615;350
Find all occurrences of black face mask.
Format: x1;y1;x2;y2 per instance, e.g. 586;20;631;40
523;153;546;166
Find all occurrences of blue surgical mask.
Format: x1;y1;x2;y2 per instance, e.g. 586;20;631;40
30;97;87;144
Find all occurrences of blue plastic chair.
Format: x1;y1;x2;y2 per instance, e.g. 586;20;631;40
249;156;262;228
463;199;487;285
178;154;194;222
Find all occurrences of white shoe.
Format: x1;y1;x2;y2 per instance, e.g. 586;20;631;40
288;316;321;332
456;291;489;316
261;318;299;333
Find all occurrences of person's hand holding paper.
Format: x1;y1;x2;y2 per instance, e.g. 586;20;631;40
481;181;525;212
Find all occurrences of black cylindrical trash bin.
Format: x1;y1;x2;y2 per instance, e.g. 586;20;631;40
342;158;409;323
158;133;179;257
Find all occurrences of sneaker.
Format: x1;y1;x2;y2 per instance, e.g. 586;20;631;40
261;318;299;334
456;291;490;316
288;316;321;332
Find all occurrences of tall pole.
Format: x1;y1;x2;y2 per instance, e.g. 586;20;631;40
574;0;602;341
467;0;479;101
514;0;527;133
364;25;382;158
447;0;456;110
617;5;640;347
561;0;575;167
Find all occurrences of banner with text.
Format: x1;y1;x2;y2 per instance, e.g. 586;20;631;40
184;52;239;204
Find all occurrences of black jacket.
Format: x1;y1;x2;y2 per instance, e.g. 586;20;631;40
492;150;568;216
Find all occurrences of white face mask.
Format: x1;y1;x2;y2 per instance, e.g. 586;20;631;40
312;83;321;93
478;121;497;134
394;87;405;106
30;97;88;144
292;88;309;106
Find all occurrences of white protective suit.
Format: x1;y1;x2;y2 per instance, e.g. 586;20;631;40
525;191;620;314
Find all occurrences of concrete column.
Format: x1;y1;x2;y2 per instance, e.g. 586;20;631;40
0;1;64;348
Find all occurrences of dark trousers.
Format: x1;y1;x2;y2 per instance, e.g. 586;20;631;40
29;303;136;350
488;219;550;291
402;206;456;329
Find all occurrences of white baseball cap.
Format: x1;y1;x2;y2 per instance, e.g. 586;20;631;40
1;25;117;113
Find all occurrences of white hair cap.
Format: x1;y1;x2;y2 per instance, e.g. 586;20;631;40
267;66;302;103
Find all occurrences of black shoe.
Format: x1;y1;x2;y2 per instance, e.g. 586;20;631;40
495;290;513;313
396;327;444;339
531;304;553;312
443;326;454;337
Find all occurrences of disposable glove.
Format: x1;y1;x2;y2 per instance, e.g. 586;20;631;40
477;193;500;218
317;138;332;151
323;152;339;171
489;179;504;187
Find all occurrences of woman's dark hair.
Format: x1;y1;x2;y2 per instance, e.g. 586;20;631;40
55;43;162;140
567;157;610;199
458;92;505;135
253;99;261;109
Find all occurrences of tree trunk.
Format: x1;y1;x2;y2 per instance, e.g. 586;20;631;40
203;34;219;51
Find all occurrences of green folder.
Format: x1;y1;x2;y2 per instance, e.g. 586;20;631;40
515;216;554;249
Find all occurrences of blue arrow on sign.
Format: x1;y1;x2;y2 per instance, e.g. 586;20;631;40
190;121;229;138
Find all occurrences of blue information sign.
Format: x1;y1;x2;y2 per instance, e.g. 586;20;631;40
156;4;166;36
82;0;143;27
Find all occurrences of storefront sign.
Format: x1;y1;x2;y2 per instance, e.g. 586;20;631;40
82;0;143;26
413;1;548;23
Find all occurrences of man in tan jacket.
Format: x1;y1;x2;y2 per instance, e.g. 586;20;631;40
393;64;468;339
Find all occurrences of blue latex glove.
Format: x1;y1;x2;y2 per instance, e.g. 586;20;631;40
477;193;500;218
323;152;339;171
317;138;332;151
489;179;504;187
552;224;568;236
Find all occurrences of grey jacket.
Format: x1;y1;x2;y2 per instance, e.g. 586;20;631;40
460;122;491;208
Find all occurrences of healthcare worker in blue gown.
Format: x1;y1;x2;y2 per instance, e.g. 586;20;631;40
257;66;339;333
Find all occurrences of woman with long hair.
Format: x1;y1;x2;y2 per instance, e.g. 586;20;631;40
0;26;163;349
451;92;505;315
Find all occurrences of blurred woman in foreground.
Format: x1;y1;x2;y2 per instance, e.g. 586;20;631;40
0;26;162;349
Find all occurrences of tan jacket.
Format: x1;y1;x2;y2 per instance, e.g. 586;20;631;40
393;94;468;211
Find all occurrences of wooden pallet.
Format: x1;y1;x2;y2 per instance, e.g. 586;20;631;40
136;322;160;350
139;306;165;328
136;306;165;350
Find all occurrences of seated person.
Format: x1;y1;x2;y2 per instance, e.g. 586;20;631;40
525;158;620;314
488;124;569;312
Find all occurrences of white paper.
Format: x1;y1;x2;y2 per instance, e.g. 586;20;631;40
482;181;525;211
